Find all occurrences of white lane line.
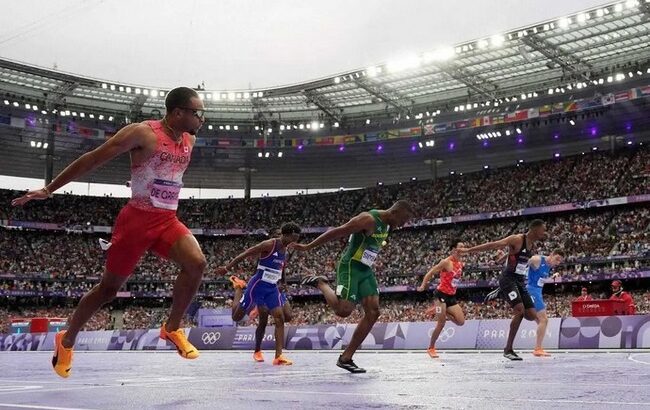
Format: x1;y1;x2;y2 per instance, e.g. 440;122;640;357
0;385;112;397
115;370;345;388
0;369;340;387
0;382;646;407
2;366;650;391
627;354;650;364
0;371;346;396
0;404;97;410
233;388;650;406
0;386;43;392
0;380;75;385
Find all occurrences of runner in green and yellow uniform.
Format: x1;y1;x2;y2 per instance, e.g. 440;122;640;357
293;200;415;373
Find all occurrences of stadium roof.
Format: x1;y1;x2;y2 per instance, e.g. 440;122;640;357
1;1;650;190
2;0;650;128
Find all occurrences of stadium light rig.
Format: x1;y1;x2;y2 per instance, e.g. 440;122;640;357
366;66;380;77
489;34;505;48
29;140;48;150
386;54;421;73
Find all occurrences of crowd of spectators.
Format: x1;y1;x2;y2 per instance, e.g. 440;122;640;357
0;146;648;334
1;147;647;230
0;206;647;289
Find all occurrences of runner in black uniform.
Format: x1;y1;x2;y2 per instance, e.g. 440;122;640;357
460;219;547;360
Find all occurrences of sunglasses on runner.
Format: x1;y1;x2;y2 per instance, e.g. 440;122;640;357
179;107;206;119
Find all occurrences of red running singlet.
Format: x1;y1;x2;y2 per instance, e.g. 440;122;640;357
436;256;464;295
129;120;193;212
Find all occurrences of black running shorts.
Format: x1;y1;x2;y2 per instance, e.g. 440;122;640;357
498;274;534;309
434;289;458;307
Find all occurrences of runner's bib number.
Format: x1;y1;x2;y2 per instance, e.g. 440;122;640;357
359;249;379;267
259;266;282;284
150;179;182;210
515;263;528;277
537;277;546;287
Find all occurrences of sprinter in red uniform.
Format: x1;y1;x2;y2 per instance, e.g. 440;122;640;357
417;238;466;358
12;87;207;378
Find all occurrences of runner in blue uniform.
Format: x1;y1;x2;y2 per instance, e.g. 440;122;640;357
526;250;564;357
217;222;301;365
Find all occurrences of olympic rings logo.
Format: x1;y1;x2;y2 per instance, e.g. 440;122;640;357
201;332;222;345
427;326;456;342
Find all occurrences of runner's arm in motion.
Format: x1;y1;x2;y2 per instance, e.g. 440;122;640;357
12;123;146;206
494;249;508;265
459;235;520;254
417;259;452;291
216;240;274;275
291;213;375;252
